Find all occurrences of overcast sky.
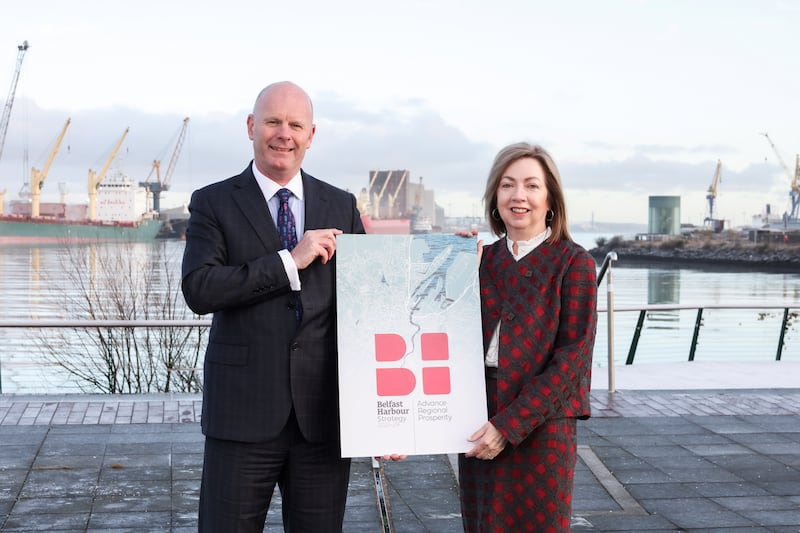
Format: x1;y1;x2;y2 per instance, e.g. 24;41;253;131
1;0;798;226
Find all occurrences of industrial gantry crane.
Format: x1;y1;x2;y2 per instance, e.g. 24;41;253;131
386;170;408;217
0;40;30;214
369;170;389;219
703;159;723;231
761;132;800;221
139;117;189;214
88;127;129;221
30;118;71;217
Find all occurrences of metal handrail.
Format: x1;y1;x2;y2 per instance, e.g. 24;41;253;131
2;303;793;326
0;319;211;327
597;303;800;312
610;303;799;364
596;251;618;287
2;301;796;397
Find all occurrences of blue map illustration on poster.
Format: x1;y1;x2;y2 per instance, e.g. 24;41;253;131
336;234;488;457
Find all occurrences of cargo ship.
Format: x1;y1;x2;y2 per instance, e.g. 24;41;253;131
0;175;163;245
0;41;166;244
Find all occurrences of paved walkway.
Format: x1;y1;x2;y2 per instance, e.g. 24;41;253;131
1;362;799;532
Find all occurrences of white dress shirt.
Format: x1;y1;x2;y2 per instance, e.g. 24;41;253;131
252;161;303;290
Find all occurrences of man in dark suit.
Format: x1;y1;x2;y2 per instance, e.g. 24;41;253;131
181;81;364;532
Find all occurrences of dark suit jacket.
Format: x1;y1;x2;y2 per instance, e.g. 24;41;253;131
181;164;365;443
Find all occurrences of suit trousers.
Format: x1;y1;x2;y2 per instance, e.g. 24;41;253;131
198;409;351;533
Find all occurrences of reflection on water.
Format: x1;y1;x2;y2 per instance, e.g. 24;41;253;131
1;235;799;393
594;261;800;369
0;240;197;394
648;269;679;305
647;268;680;328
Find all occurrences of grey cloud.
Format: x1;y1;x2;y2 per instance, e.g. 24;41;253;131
1;97;786;213
302;95;495;197
562;155;782;194
632;144;737;156
1;95;495;207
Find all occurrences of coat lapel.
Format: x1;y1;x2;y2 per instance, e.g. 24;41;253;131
231;166;282;251
301;170;329;231
229;168;335;250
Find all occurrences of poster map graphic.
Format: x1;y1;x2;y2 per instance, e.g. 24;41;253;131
336;234;488;457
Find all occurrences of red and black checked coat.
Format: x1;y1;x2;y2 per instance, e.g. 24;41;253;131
459;237;597;532
482;237;597;443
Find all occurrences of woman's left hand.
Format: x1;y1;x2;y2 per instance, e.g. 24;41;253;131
464;422;507;460
454;229;484;263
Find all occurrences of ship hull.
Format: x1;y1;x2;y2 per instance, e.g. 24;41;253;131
360;215;411;234
0;217;163;245
156;217;188;239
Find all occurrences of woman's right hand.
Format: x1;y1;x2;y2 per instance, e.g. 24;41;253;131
464;422;507;460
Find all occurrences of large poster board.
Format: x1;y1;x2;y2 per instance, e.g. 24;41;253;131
336;234;488;457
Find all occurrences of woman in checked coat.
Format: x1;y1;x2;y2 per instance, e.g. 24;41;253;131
459;142;597;533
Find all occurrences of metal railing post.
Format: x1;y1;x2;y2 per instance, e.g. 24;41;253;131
626;310;647;365
689;308;704;361
777;307;789;361
602;252;618;393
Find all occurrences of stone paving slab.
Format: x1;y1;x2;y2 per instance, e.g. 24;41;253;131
573;412;800;531
0;422;381;532
1;389;799;531
4;389;800;425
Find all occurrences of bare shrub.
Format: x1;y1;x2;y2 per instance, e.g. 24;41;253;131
35;242;205;393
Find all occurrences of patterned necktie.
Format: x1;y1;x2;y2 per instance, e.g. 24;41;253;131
276;188;302;326
276;188;298;251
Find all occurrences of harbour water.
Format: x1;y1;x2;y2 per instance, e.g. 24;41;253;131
0;232;798;394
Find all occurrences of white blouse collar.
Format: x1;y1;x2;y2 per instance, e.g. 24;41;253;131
506;227;551;260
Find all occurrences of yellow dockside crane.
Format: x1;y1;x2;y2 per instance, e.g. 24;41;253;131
88;127;129;221
30;118;71;217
